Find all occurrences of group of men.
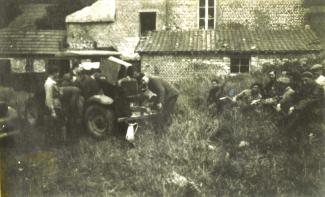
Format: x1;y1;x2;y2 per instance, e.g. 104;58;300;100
208;62;325;140
43;61;179;143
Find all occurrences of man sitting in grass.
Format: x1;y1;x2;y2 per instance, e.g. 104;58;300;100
284;71;324;141
232;83;263;113
207;79;224;115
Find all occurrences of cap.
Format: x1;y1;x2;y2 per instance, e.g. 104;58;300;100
310;64;323;71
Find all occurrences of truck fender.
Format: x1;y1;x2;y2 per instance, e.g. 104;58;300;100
88;95;114;106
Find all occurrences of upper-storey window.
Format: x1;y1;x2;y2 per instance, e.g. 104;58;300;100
199;0;215;29
140;12;156;36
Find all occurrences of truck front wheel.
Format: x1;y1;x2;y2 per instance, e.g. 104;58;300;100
85;104;115;139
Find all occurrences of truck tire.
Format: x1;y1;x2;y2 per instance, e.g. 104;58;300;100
85;104;115;139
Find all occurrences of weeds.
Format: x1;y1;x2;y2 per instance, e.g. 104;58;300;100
1;72;324;197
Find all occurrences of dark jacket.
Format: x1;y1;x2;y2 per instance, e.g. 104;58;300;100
79;75;101;99
263;80;277;98
148;77;179;104
207;85;223;105
295;82;324;112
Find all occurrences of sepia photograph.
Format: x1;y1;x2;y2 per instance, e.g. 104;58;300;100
0;0;324;196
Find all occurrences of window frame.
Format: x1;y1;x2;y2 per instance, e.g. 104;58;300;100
230;56;251;74
139;11;157;36
199;0;215;30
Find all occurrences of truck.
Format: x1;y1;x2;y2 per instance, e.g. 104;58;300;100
24;56;158;140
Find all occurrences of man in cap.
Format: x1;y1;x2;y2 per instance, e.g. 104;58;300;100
141;75;179;125
292;71;324;113
284;71;324;143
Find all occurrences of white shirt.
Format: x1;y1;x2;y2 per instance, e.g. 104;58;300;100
315;75;325;86
315;75;325;92
44;77;59;111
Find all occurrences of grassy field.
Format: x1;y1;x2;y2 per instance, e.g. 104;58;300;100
1;73;324;197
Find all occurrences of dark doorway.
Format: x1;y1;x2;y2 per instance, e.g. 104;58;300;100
140;12;156;36
0;59;11;85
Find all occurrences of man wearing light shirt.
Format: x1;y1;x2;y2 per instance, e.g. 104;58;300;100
44;66;66;144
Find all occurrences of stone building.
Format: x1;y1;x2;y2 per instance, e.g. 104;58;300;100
65;0;321;81
136;28;321;81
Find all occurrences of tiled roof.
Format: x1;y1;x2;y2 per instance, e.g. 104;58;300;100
136;28;322;54
0;30;66;55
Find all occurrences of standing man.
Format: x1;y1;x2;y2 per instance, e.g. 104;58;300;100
44;66;66;144
141;75;179;125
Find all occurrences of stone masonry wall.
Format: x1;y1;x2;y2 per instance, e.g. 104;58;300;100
218;0;304;29
67;0;167;58
141;54;230;82
166;1;198;30
141;53;320;82
166;0;304;30
67;0;305;59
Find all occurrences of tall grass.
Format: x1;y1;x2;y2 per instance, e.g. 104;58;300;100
1;72;324;197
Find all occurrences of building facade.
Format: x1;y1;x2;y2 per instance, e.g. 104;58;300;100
66;0;305;56
136;29;321;82
65;0;319;82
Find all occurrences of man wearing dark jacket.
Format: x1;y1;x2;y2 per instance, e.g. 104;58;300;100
286;72;324;142
142;75;179;119
291;72;324;115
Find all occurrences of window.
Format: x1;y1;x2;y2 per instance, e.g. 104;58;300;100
199;0;215;29
26;58;34;72
140;12;156;36
0;59;11;84
230;57;250;73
